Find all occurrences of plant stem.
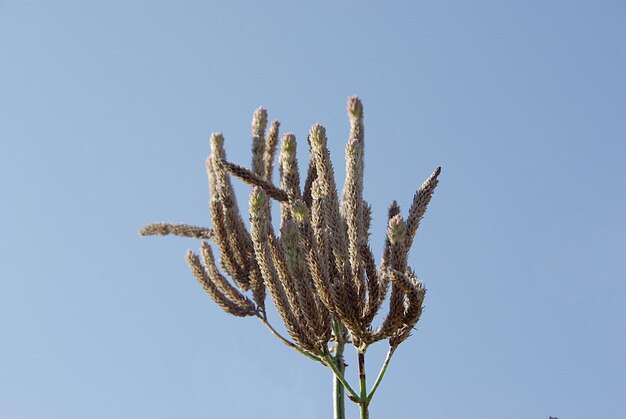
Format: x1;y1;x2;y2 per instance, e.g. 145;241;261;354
367;345;397;402
323;351;359;403
333;344;346;419
257;314;325;365
358;350;369;419
331;318;347;419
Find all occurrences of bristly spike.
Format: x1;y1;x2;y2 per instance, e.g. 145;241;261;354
249;187;267;216
388;214;407;246
185;249;255;317
263;120;281;181
389;200;401;218
309;123;349;288
208;131;254;291
251;107;268;176
199;241;256;311
139;223;213;239
249;188;312;350
405;167;441;250
291;199;310;223
342;95;366;316
279;133;302;223
223;160;289;202
347;95;363;119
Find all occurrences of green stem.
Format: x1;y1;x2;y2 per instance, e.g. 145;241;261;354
331;318;347;419
367;345;396;403
358;351;369;419
323;351;360;402
333;343;346;419
257;314;325;365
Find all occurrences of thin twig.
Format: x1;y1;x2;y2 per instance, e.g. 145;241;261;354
257;313;325;365
367;345;397;402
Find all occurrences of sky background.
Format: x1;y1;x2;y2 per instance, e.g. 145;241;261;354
1;1;625;418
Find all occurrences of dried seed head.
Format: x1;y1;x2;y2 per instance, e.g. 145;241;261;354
309;124;327;146
388;214;407;245
291;199;309;223
252;107;268;176
249;187;266;216
278;133;302;205
139;223;213;239
200;241;256;311
389;200;401;219
405;166;441;248
346;138;360;156
281;133;297;157
185;249;255;317
280;220;299;260
263;120;281;181
224;161;289;202
252;107;268;133
210;132;225;155
347;96;363;119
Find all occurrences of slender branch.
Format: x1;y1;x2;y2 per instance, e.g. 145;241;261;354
367;345;397;402
257;314;325;365
358;351;369;419
323;351;360;402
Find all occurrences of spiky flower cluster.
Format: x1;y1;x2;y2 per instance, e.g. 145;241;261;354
141;97;440;416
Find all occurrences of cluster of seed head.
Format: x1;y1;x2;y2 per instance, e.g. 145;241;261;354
141;96;440;354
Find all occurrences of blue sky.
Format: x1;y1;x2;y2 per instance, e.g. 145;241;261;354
1;1;624;418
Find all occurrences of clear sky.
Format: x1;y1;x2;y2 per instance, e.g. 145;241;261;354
1;1;624;418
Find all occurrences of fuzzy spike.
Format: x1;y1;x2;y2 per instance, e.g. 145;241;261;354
263;120;281;181
140;223;213;239
341;95;367;316
251;107;268;176
185;250;255;317
405;167;441;248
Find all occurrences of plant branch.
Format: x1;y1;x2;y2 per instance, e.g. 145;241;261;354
323;351;360;403
257;314;325;365
367;345;397;402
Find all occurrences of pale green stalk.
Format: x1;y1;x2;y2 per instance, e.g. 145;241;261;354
358;351;369;419
331;318;348;419
257;314;325;365
367;346;397;402
333;343;346;419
